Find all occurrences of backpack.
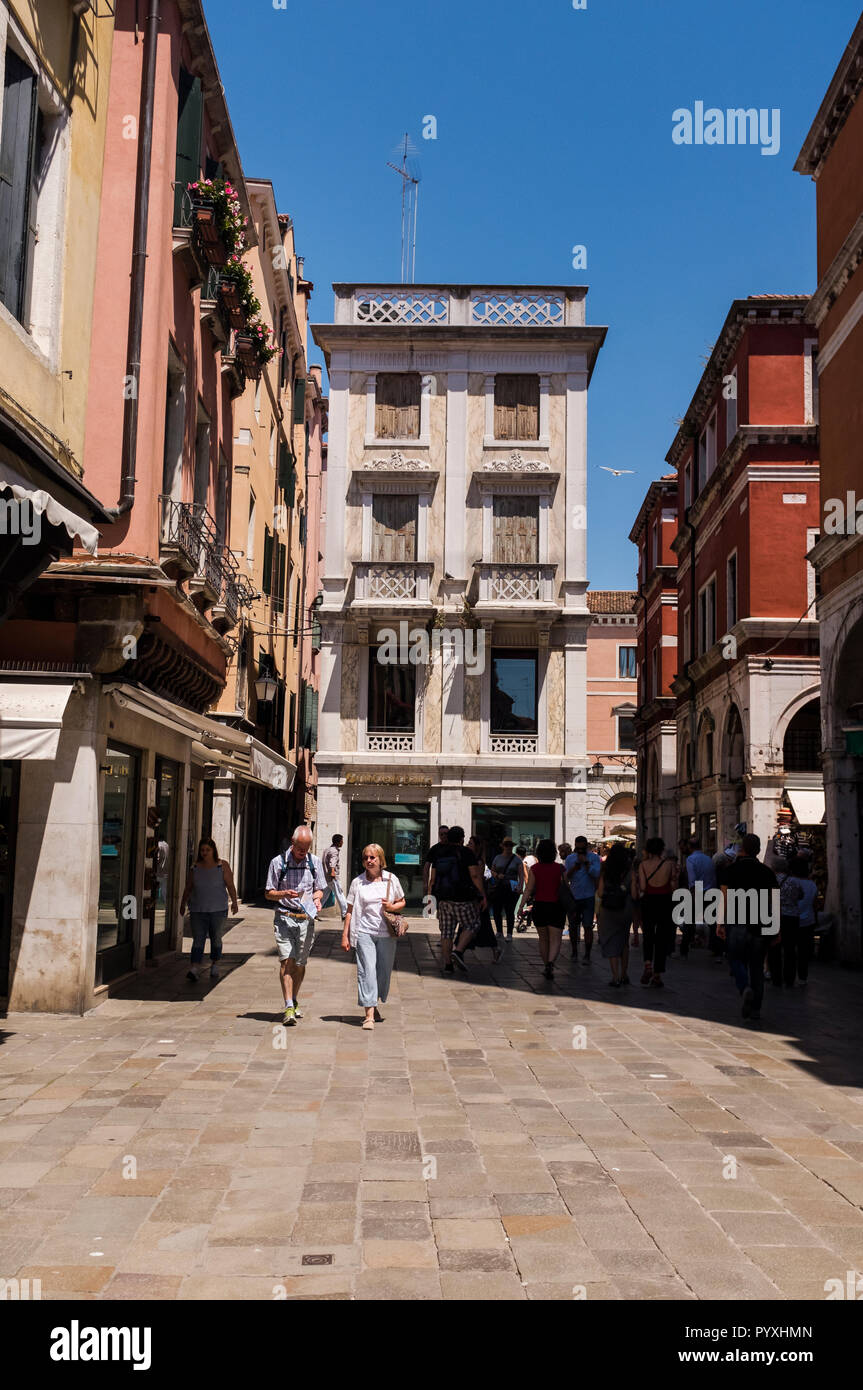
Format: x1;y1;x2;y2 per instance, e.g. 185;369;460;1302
601;876;627;911
278;852;320;916
433;848;465;899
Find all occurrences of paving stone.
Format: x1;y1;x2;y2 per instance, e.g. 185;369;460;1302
1;913;862;1302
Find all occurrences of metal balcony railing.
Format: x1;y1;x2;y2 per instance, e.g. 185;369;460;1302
159;496;202;573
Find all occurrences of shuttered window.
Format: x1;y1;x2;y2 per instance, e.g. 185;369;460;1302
293;376;306;424
262;527;273;596
375;373;421;439
173;67;203;226
371;495;417;562
302;686;319;752
0;50;39;323
493;374;540;440
492;496;539;563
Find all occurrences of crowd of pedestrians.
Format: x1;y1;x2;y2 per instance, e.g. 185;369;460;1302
180;818;821;1031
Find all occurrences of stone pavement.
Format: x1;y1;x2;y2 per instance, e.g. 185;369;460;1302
2;906;863;1301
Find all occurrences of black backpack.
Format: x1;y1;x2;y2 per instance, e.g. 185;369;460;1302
601;876;627;911
433;849;465;899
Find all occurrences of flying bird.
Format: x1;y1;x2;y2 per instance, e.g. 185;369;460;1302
599;466;636;476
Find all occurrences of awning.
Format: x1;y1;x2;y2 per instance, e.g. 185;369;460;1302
0;457;99;555
107;684;295;791
0;680;74;759
786;788;826;825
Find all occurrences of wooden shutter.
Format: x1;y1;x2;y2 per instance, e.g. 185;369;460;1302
375;373;420;439
173;68;203;225
0;51;38;321
262;527;273;596
492;497;538;563
293;377;306;424
494;375;539;440
371;494;417;561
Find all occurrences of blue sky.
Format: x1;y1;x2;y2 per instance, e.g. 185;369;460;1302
206;0;858;589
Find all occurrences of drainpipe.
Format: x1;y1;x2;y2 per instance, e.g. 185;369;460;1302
106;0;161;518
682;480;699;839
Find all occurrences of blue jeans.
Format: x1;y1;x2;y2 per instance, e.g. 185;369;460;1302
570;898;596;952
727;927;765;1012
190;911;227;964
355;933;397;1007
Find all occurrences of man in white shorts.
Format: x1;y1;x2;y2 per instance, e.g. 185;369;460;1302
265;826;327;1025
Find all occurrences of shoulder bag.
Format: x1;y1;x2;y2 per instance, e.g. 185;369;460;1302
381;872;408;937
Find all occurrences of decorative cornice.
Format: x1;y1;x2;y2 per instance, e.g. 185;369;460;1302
795;15;863;178
477;450;552;473
807;212;863;326
361;452;433;471
665;301;811;469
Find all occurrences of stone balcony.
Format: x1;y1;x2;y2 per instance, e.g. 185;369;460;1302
471;562;559;621
332;284;587;328
351;561;434;612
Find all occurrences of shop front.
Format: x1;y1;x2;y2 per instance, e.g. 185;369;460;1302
348;801;430;909
471;803;556;856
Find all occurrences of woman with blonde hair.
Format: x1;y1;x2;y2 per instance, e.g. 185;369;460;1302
180;838;238;982
342;843;406;1030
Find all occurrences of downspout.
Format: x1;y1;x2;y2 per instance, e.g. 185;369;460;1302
682;473;699;836
105;0;161;518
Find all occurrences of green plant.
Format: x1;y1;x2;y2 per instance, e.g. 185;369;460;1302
187;178;247;254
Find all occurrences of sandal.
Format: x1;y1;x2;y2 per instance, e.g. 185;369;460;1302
362;1017;375;1030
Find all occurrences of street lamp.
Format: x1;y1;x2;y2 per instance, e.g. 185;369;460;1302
255;672;278;703
588;761;605;780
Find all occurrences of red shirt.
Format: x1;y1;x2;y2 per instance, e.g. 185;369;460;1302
532;862;564;902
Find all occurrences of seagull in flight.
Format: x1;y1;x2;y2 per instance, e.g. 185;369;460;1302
599;466;636;476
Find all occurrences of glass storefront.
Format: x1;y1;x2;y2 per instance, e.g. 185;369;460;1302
472;803;555;858
349;802;430;909
151;757;179;952
97;745;139;984
0;760;20;997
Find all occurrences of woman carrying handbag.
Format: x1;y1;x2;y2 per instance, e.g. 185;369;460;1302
342;843;407;1030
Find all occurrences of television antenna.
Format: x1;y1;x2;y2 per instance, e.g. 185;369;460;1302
387;134;421;283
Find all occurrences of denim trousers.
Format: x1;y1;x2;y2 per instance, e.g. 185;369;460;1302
190;911;227;963
727;926;765;1011
570;898;596;951
355;932;397;1007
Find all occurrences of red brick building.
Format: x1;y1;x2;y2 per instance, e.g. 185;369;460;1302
630;477;678;846
655;298;821;856
795;14;863;962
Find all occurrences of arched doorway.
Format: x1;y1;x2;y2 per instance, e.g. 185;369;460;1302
783;699;821;773
603;791;636;839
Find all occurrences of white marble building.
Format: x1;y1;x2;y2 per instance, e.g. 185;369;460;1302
311;285;606;903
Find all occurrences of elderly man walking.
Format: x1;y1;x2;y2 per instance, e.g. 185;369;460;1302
265;826;327;1025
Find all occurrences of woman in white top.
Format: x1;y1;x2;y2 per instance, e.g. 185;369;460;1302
342;843;406;1030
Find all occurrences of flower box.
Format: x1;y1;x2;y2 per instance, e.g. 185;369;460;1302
218;280;246;329
234;334;261;375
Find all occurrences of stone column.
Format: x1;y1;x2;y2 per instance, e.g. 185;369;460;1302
9;682;102;1013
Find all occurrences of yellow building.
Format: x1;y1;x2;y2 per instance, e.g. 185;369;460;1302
209;180;312;894
0;1;116;1001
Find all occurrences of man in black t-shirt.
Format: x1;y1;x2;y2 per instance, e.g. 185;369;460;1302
423;826;450;896
428;826;486;974
719;833;779;1022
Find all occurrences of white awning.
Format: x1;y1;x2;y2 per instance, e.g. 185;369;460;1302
107;685;295;791
0;460;99;555
0;680;74;759
786;788;825;825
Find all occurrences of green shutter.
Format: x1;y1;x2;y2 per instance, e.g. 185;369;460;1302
0;51;38;320
309;688;318;752
174;68;203;226
262;527;272;596
277;543;287;611
293;377;306;424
